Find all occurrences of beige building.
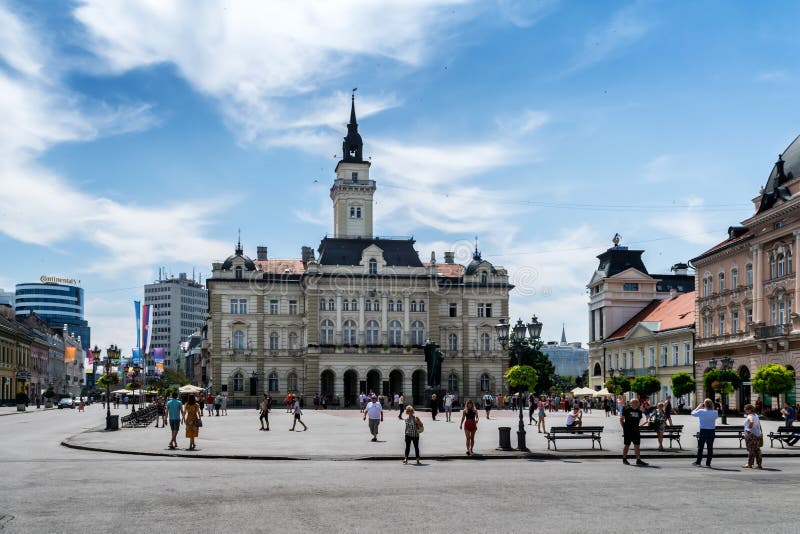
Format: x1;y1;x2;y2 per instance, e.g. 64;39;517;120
691;135;800;410
586;240;695;397
203;98;511;407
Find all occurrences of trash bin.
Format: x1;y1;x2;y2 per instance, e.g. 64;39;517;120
107;415;120;431
498;426;512;450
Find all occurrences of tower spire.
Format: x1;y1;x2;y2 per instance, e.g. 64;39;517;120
560;323;567;345
235;229;243;256
341;88;363;163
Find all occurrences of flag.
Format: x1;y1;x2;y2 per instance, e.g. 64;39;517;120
141;304;151;354
65;346;76;364
132;348;142;366
134;300;141;349
153;347;165;376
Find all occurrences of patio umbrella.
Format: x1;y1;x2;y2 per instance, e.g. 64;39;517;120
592;388;613;397
179;385;204;394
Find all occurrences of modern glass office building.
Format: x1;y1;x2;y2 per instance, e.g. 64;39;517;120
14;281;91;352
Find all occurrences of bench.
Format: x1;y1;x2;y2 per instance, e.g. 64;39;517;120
693;427;744;448
121;405;158;428
545;426;604;450
639;425;684;449
768;426;800;448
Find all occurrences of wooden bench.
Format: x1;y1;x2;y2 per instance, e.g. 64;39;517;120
768;426;800;448
639;425;684;449
545;426;604;450
693;427;744;448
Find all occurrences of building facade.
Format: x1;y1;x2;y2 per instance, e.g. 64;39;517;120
541;326;588;379
587;240;695;392
0;307;31;404
14;279;90;352
144;273;208;368
690;135;800;410
204;98;511;407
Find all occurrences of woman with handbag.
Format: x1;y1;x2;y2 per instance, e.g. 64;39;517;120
742;403;763;469
403;405;422;465
182;394;202;451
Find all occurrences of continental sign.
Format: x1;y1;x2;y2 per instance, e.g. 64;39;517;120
40;275;80;285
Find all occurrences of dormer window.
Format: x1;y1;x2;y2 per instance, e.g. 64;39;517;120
480;271;488;285
352;172;358;182
368;258;377;275
235;266;243;279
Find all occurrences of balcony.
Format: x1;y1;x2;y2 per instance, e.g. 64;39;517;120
753;324;791;339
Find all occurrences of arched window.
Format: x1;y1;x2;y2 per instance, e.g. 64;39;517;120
233;330;245;349
365;300;372;311
410;300;417;312
287;372;298;392
411;321;424;346
368;258;377;275
481;271;488;285
289;332;298;349
777;253;785;277
269;332;279;350
480;373;490;392
328;299;335;311
351;299;358;311
480;332;491;352
448;333;458;351
388;300;395;312
343;299;350;311
448;372;458;393
366;320;380;345
731;267;739;288
788;250;793;274
235;266;243;279
320;319;334;345
343;320;357;345
232;372;244;392
419;300;425;312
593;362;602;376
746;264;753;286
319;299;326;311
396;300;403;312
718;272;725;292
388;320;402;346
770;254;777;278
268;372;279;392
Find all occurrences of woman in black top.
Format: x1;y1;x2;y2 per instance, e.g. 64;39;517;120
459;399;479;456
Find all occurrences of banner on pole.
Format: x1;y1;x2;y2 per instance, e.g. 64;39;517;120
134;300;141;349
64;346;76;364
132;348;142;366
141;304;151;354
154;347;165;376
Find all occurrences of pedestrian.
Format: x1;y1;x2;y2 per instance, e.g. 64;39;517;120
213;393;221;416
528;395;537;426
691;398;718;467
431;393;439;420
620;398;648;466
36;394;41;409
398;393;405;419
459;399;479;456
781;401;796;427
290;397;307;431
603;398;611;417
444;391;454;422
566;405;583;428
742;403;763;469
78;397;85;412
754;397;762;415
286;393;294;413
166;391;182;450
359;392;367;413
402;406;422;465
393;392;399;409
181;394;201;451
206;392;215;416
123;395;129;409
198;394;205;415
536;397;547;433
664;395;674;426
259;393;270;431
483;392;493;419
678;396;686;413
648;402;668;451
363;394;383;441
221;392;228;415
320;395;327;410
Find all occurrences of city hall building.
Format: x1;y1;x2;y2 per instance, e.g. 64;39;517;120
204;98;511;407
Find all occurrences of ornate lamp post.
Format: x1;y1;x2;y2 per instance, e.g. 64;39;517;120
496;315;543;452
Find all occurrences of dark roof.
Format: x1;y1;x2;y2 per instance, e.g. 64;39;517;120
654;274;695;293
317;237;423;267
221;241;256;271
595;247;648;277
757;134;800;214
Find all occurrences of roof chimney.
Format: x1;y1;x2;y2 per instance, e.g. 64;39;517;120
301;246;315;263
444;252;455;264
257;246;268;261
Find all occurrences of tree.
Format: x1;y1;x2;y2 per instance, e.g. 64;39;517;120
703;369;740;397
670;372;696;399
605;377;630;395
95;374;119;388
507;337;555;394
551;374;576;395
152;368;190;392
505;365;539;393
631;375;661;398
752;364;795;406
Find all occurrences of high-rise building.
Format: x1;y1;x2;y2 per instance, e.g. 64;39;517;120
144;273;208;368
0;289;14;308
14;278;90;352
541;325;589;379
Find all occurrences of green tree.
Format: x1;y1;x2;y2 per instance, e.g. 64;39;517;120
605;377;630;395
703;369;740;396
95;374;119;388
505;365;539;393
670;372;696;399
507;337;555;394
752;364;795;406
152;368;190;392
630;375;661;398
551;374;576;395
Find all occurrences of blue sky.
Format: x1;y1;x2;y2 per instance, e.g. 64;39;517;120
1;0;800;352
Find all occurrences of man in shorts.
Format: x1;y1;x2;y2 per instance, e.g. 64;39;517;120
444;391;455;422
166;391;183;450
483;393;493;419
620;398;648;466
363;394;383;441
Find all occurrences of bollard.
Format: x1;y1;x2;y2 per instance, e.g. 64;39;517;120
107;415;120;431
498;426;512;450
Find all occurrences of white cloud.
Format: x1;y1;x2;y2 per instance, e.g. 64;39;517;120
495;109;549;135
496;0;560;28
755;70;790;83
570;2;653;72
649;196;721;246
643;154;674;184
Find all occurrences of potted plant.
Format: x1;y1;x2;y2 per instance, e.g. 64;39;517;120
44;388;55;408
16;392;28;412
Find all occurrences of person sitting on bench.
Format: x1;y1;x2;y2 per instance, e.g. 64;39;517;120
566;406;583;428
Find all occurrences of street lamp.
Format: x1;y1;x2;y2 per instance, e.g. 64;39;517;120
105;345;121;429
495;315;542;452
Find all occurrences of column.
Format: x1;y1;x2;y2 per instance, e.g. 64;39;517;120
381;295;389;344
403;293;410;345
752;245;762;324
794;231;800;321
335;295;343;343
358;294;365;342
